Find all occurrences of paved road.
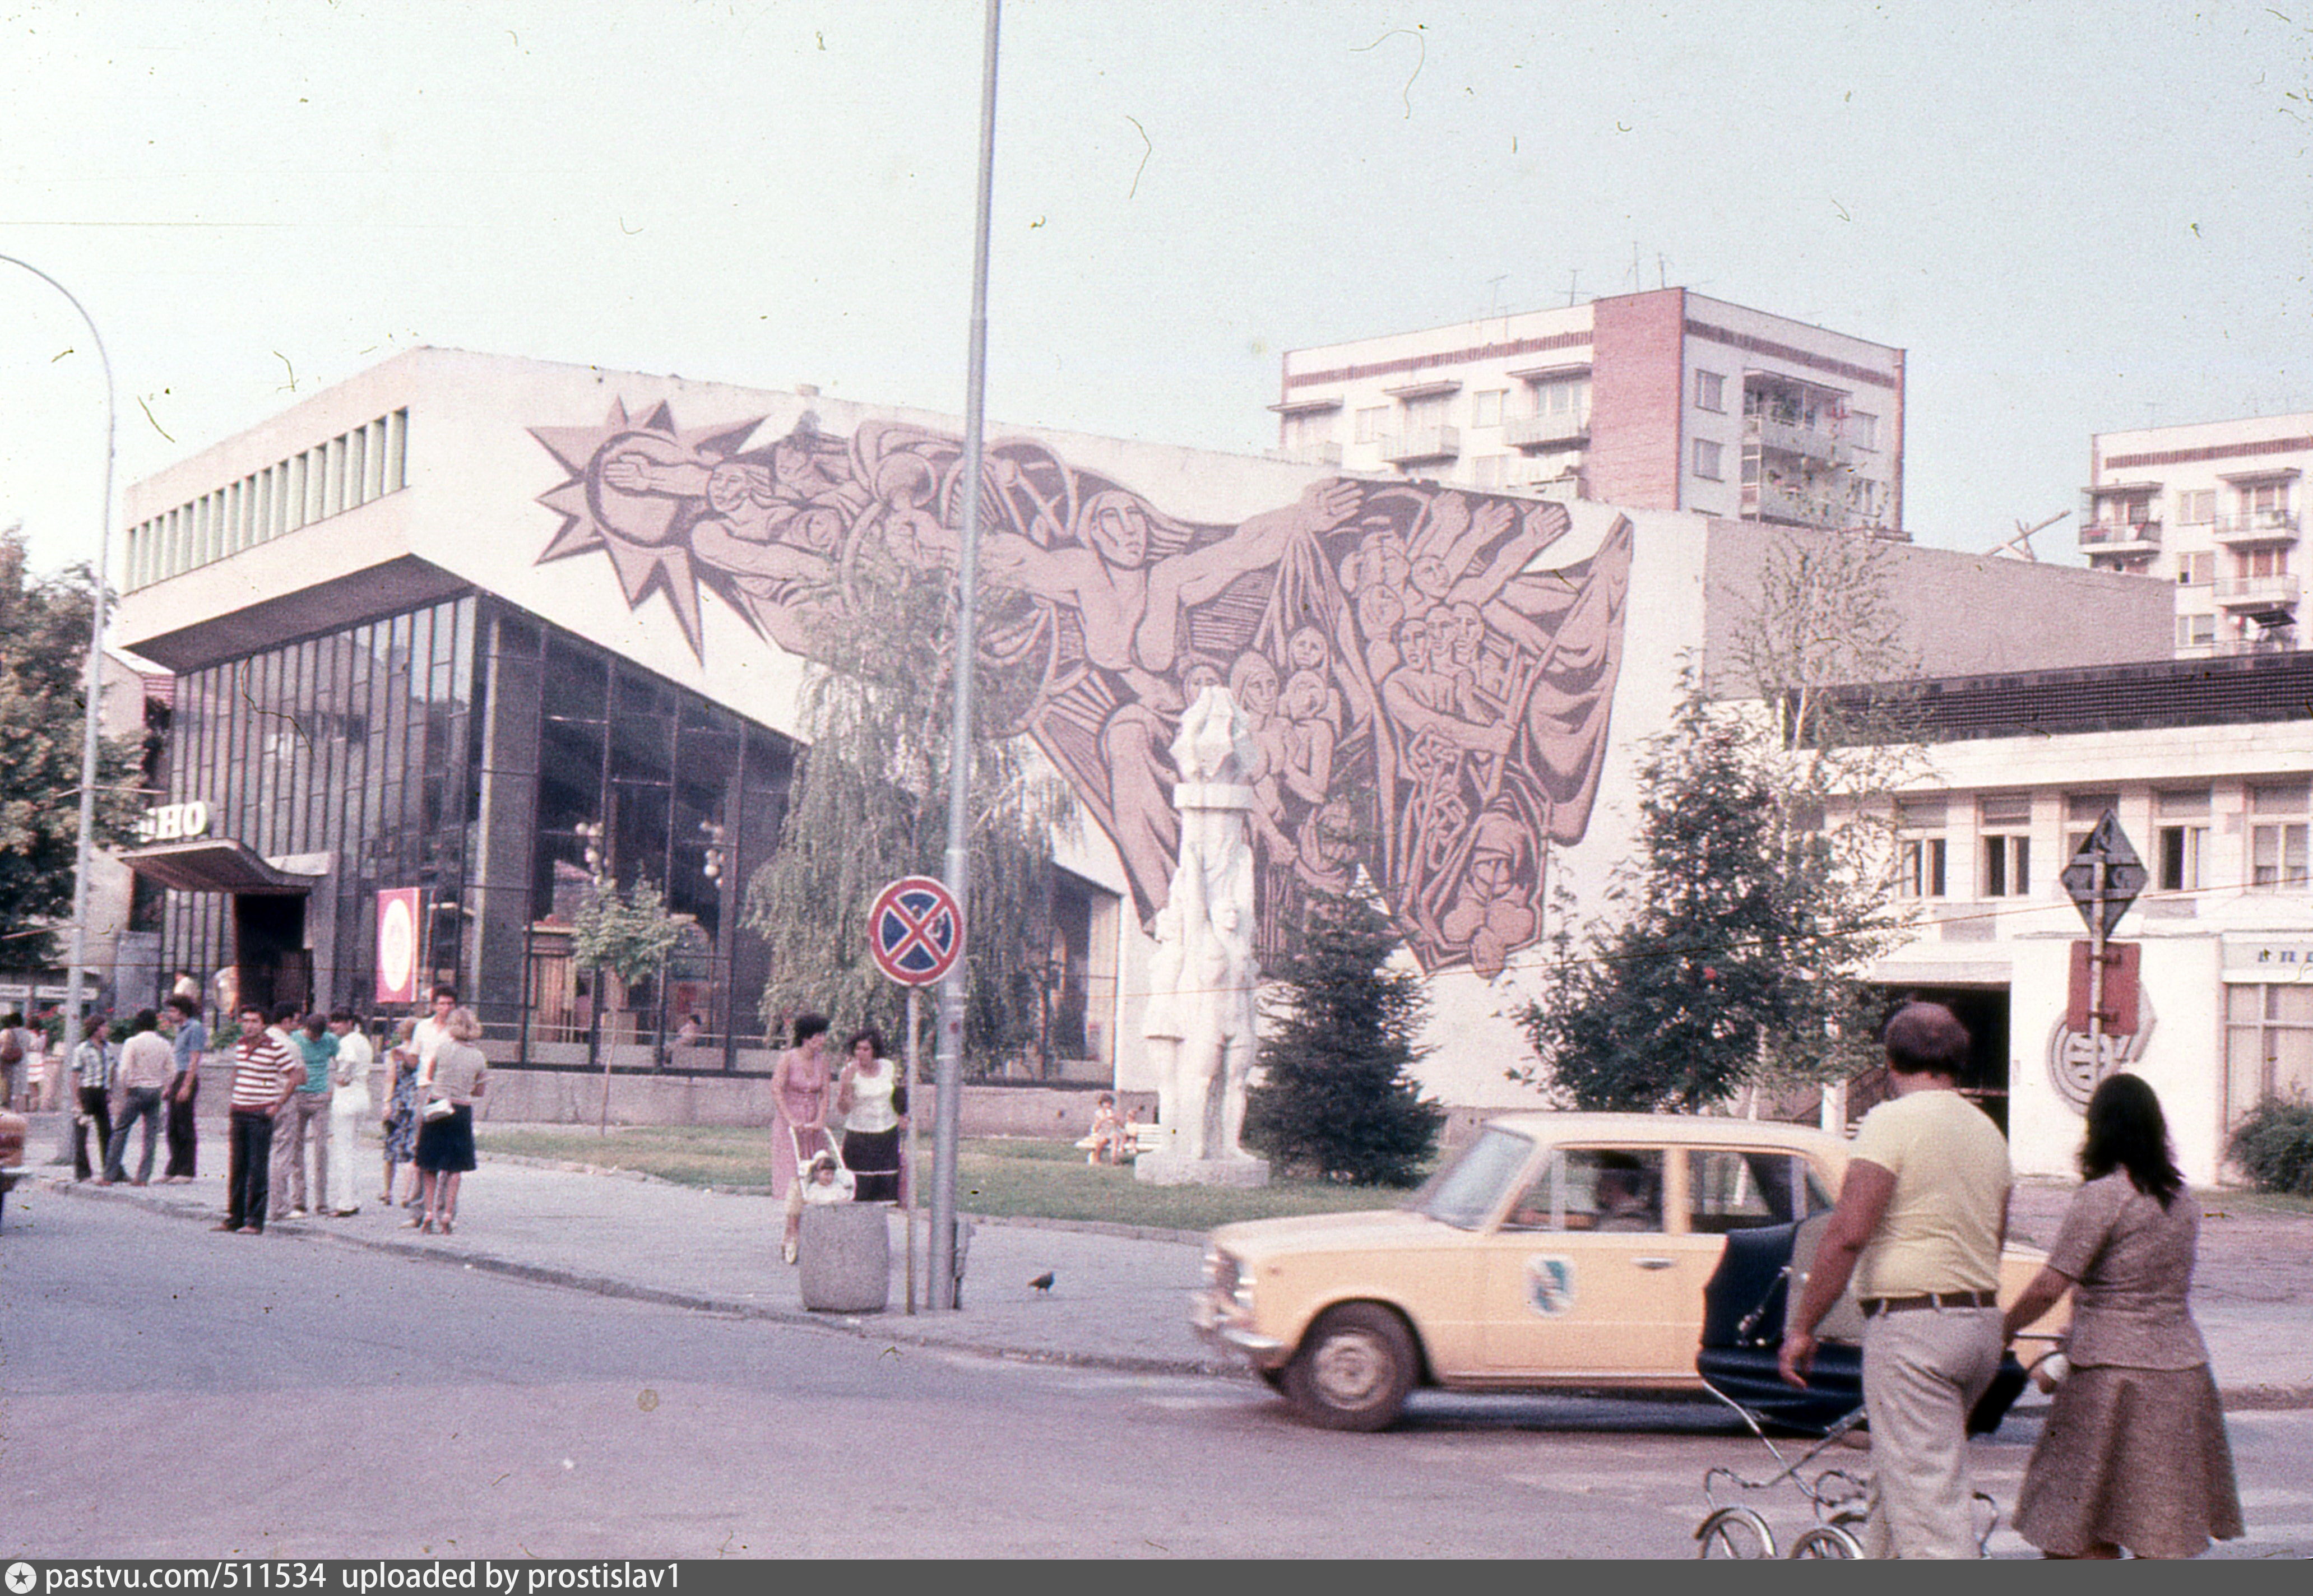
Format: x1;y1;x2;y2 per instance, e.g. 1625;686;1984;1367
8;1195;2310;1558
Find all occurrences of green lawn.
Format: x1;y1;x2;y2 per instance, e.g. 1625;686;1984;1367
477;1123;1425;1233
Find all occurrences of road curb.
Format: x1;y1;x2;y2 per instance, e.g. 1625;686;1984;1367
32;1173;1243;1381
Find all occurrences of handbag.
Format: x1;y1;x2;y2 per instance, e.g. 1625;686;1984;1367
422;1096;455;1122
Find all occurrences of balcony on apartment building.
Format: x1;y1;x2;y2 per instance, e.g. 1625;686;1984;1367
2214;573;2302;613
1742;480;1844;528
1742;411;1847;464
2076;518;2162;558
1502;409;1591;450
1375;425;1461;465
2212;509;2301;546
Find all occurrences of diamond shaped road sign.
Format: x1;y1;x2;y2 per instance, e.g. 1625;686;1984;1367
2060;809;2149;938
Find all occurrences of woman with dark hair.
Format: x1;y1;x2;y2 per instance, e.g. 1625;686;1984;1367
836;1027;905;1203
772;1014;835;1263
2002;1073;2243;1558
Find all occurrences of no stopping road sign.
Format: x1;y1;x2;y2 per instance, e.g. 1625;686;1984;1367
868;875;965;987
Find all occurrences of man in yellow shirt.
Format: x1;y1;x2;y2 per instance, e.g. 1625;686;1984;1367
1781;1002;2011;1557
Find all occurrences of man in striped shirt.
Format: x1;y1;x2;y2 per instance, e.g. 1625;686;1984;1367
216;1002;299;1235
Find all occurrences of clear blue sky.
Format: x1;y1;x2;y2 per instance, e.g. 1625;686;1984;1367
4;0;2309;579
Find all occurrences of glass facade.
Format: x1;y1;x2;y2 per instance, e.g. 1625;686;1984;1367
157;595;796;1070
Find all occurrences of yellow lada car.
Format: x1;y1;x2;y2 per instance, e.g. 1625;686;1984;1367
1193;1112;2057;1431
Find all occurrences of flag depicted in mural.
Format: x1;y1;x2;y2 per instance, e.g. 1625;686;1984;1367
532;402;1633;978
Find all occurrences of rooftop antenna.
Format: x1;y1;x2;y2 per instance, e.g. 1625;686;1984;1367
1658;252;1667;290
1485;273;1507;318
1994;509;2069;562
1565;268;1580;307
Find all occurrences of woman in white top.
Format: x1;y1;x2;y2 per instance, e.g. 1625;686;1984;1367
835;1027;905;1203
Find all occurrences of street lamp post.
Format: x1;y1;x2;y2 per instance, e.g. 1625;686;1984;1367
1;255;119;1043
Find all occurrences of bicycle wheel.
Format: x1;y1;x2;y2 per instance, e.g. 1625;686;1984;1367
1787;1525;1861;1558
1694;1506;1776;1559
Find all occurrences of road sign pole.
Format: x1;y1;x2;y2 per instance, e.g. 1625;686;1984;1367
905;983;919;1316
931;0;1002;1314
2088;856;2107;1064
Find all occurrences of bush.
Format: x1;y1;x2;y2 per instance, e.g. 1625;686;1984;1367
2228;1094;2313;1197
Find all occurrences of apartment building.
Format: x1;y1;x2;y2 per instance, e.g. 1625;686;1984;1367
2082;410;2312;656
1274;287;1906;537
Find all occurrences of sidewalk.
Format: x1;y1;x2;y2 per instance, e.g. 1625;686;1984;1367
10;1111;1227;1376
12;1111;2310;1405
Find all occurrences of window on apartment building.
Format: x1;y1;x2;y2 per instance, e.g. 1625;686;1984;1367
2177;551;2216;587
2156;788;2210;893
1693;439;1723;481
1355;406;1388;444
1901;837;1948;898
1472;389;1505;428
2250;781;2311;890
1694;370;1725;412
1980;794;2032;898
2225;982;2313;1127
2246;481;2293;519
1530;374;1589;417
2176;613;2217;649
2238;546;2290;579
1471;454;1505;489
1398;392;1449;432
2177;489;2215;525
1847;412;1878;450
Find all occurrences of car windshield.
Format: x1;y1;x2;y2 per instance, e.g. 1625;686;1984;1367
1405;1126;1535;1230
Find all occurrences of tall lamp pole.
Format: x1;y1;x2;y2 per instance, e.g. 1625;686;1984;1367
929;0;1002;1311
2;255;120;1036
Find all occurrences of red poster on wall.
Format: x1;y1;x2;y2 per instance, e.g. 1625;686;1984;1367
376;888;421;1005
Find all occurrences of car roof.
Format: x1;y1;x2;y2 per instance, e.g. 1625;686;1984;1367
1478;1111;1847;1157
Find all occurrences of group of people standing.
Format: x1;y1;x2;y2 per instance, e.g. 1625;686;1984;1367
770;1014;907;1264
62;995;206;1185
212;985;485;1238
1782;1000;2241;1560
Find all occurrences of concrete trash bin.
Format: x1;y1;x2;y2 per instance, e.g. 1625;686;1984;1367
798;1201;890;1313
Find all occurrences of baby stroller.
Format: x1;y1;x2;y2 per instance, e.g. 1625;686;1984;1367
781;1124;852;1264
1690;1213;2028;1557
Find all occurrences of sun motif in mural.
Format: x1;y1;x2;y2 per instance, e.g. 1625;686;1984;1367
530;400;774;655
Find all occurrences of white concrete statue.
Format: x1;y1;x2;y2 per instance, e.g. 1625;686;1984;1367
1138;687;1268;1187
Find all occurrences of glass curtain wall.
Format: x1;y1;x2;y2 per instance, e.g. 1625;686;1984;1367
161;597;794;1066
163;597;481;1020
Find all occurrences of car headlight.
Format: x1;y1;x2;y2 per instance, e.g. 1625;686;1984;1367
1206;1246;1253;1312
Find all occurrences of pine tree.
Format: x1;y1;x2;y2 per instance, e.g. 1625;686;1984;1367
1245;890;1443;1185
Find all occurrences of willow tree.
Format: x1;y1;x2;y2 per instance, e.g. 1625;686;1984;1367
742;557;1074;1069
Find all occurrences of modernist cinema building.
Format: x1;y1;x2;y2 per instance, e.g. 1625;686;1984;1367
110;348;2170;1117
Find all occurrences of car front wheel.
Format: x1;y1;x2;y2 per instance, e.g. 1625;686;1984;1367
1284;1303;1416;1431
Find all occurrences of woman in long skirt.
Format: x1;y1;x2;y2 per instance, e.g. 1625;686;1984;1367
2001;1074;2244;1558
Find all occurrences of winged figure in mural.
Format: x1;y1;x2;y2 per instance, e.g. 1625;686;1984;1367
533;402;1633;977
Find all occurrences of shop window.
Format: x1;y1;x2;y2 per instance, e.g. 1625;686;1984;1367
2226;983;2313;1126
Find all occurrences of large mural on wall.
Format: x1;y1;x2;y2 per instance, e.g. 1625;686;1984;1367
531;403;1633;977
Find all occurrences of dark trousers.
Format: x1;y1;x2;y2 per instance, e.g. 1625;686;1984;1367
73;1087;115;1181
164;1076;199;1177
226;1109;275;1232
105;1087;164;1183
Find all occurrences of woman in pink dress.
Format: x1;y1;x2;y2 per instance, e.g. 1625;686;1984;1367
772;1013;835;1263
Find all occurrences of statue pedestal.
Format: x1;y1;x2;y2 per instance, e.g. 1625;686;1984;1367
1135;1152;1270;1189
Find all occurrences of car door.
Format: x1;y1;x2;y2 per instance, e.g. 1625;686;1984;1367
1476;1146;1721;1379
